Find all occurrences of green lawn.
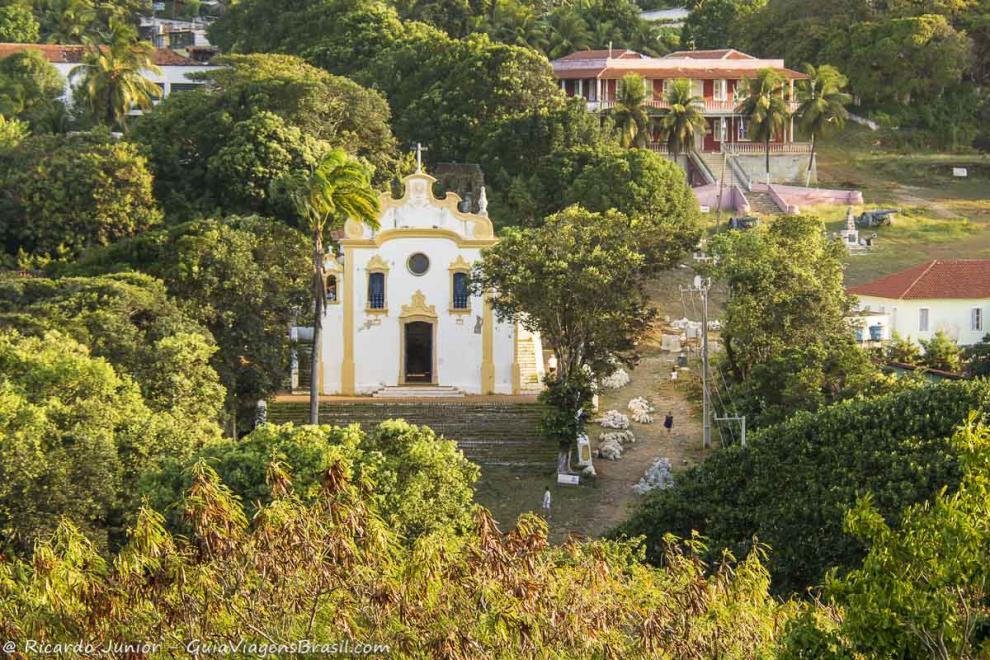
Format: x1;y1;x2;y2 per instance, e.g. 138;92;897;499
815;126;990;285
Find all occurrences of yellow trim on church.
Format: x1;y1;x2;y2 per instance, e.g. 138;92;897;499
481;292;495;394
341;245;356;395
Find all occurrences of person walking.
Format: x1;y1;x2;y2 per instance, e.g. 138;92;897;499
542;486;552;520
663;411;674;436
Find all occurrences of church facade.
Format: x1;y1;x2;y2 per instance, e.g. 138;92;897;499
317;170;544;396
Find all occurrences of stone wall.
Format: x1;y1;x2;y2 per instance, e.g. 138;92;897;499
733;154;815;185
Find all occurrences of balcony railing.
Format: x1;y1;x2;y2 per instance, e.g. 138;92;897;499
723;142;812;154
587;99;800;113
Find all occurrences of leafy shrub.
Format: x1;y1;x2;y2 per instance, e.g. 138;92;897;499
615;379;990;594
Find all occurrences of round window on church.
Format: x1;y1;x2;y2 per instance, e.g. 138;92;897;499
407;253;430;276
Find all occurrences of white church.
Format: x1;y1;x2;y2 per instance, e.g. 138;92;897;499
306;168;545;397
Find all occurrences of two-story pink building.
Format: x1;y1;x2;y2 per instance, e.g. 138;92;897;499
552;48;809;155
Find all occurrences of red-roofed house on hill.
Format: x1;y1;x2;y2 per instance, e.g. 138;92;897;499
552;48;814;185
848;260;990;346
0;42;220;107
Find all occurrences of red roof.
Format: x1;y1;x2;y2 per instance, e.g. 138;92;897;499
0;42;200;66
555;65;807;80
848;260;990;300
665;49;756;60
556;49;645;61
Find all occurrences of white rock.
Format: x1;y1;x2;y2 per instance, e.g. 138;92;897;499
627;397;655;424
601;368;631;390
598;410;630;429
600;430;635;446
632;457;675;494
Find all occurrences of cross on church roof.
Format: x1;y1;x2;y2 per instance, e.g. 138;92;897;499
414;142;428;173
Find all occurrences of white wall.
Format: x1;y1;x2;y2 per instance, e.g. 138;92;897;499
857;295;989;346
320;172;518;395
49;62;219;105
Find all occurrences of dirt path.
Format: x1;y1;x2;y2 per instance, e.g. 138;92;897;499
581;330;708;534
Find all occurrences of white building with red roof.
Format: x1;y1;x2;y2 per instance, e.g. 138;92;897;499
848;260;990;346
0;42;219;105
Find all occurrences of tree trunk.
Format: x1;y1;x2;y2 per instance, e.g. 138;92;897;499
805;133;816;187
309;227;324;426
557;445;572;474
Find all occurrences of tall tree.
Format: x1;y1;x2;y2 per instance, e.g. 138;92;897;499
657;78;706;160
275;149;380;425
795;63;850;186
610;73;653;148
70;19;161;131
472;205;655;472
735;68;789;184
543;8;591;59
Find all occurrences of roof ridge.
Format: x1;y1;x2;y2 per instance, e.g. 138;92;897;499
899;260;939;299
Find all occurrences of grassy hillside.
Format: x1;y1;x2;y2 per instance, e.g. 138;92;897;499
815;126;990;285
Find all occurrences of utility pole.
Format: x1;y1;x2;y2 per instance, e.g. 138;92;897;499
681;276;712;449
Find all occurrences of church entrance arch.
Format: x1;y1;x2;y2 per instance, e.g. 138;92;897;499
399;290;439;386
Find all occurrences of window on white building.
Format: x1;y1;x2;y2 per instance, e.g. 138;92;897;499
452;272;469;310
368;272;386;310
919;307;930;332
973;308;983;331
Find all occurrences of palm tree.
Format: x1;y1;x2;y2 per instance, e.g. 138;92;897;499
795;64;851;186
658;78;706;161
611;73;652;148
277;149;380;425
543;10;591;60
69;19;161;131
40;0;96;43
735;68;790;185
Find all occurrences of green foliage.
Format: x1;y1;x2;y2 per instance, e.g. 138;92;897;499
0;330;205;555
886;331;922;365
819;419;990;658
964;333;990;377
69;18;162;131
0;131;161;259
0;437;791;654
473;205;655;446
64;216;310;435
617;379;990;595
207;110;326;213
133;53;398;221
0;115;28;150
0;271;224;436
0;50;65;131
735;67;790;179
706;215;879;427
35;0;146;43
564;147;702;273
146;420;480;541
738;0;986;149
0;3;40;42
920;329;964;372
657;77;707;158
610;73;652;148
682;0;766;50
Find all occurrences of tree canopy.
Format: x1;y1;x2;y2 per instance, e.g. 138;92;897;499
0;131;161;261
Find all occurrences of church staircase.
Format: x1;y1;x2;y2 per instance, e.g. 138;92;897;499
373;385;465;398
515;327;545;394
266;400;555;466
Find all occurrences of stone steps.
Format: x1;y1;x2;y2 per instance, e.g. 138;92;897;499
373;385;465;398
746;191;781;216
266;401;556;466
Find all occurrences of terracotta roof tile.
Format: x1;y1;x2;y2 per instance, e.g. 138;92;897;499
848;260;990;299
556;49;645;61
0;42;200;66
554;65;807;80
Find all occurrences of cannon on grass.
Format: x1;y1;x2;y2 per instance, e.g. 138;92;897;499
855;208;899;228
